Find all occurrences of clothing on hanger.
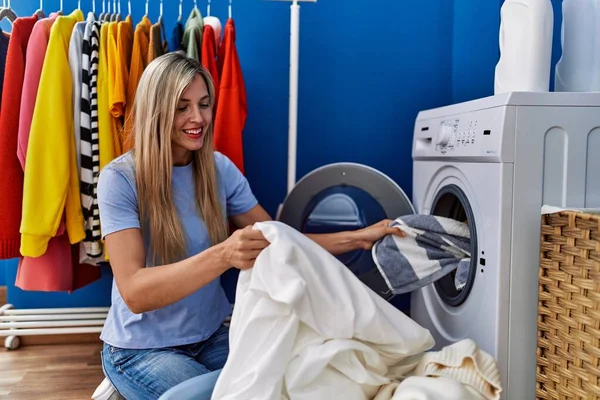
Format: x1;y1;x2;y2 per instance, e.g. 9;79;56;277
97;22;118;169
123;15;151;152
16;9;101;291
20;9;86;258
169;21;183;52
213;18;247;174
0;27;10;113
18;13;59;170
182;7;203;62
79;18;104;263
0;16;36;260
201;24;219;104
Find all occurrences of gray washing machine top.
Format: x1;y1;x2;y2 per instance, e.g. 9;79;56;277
277;163;415;300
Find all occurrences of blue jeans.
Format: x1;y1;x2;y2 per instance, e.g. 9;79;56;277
101;324;229;400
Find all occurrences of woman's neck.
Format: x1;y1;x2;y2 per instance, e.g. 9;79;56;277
172;151;193;166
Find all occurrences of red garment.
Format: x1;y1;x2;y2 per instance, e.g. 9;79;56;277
0;17;36;259
15;227;101;293
201;24;219;106
213;19;247;174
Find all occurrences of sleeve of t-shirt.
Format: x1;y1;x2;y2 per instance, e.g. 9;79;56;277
216;152;258;216
97;166;141;239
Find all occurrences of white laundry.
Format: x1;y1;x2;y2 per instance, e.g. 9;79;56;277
375;376;485;400
411;339;501;400
372;339;502;400
211;221;501;400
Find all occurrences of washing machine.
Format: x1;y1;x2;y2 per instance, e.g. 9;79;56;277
410;91;600;399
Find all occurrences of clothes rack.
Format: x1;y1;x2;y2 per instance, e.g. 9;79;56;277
0;304;109;349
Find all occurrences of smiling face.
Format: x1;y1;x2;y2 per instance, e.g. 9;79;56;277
171;73;213;166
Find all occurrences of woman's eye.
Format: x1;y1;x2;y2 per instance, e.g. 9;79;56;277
177;105;188;112
200;103;210;109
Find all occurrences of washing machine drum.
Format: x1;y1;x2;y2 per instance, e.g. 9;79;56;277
277;163;414;300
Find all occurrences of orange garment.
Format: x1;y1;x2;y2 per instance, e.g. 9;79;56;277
111;16;133;150
214;19;247;174
202;24;219;105
123;16;151;151
111;16;133;119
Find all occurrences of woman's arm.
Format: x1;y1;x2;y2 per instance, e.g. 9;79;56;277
106;226;268;314
230;205;404;256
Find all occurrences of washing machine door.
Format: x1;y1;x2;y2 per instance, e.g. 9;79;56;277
277;163;415;300
410;161;510;366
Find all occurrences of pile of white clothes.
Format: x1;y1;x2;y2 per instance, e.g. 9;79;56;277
211;222;502;400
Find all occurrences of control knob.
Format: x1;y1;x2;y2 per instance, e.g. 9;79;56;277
437;123;453;146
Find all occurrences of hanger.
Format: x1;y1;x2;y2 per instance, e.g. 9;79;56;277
103;0;110;21
114;0;122;21
78;0;81;11
99;0;105;20
158;0;164;24
0;0;17;23
127;0;131;18
178;0;182;21
144;0;149;17
57;0;63;15
228;0;232;19
110;0;117;21
34;0;45;18
207;0;211;16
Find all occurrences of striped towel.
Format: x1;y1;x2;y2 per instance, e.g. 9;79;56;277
372;215;471;295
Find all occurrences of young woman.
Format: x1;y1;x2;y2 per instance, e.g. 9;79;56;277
97;52;404;399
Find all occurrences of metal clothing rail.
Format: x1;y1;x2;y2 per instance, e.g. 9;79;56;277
265;0;317;194
0;304;109;350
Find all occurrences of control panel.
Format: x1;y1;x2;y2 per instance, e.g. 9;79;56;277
436;120;477;152
412;105;514;163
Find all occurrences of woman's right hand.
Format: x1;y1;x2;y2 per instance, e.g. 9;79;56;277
219;226;270;270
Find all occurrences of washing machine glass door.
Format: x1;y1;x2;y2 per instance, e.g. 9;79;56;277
277;163;414;300
429;184;477;307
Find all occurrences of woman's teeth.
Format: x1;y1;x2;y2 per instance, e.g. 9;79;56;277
184;128;202;135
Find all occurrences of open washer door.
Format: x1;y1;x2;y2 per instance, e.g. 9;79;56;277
277;163;414;300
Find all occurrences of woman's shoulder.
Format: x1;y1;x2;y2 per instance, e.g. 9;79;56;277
213;151;229;167
102;152;135;175
98;152;137;192
213;151;238;174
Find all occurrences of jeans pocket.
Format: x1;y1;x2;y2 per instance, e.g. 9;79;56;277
107;346;144;371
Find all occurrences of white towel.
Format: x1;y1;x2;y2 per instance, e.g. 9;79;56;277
211;221;435;400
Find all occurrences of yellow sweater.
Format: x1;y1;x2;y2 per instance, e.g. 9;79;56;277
20;9;85;257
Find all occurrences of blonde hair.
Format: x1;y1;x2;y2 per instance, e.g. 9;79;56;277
131;52;228;266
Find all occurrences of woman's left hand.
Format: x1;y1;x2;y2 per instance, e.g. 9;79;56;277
353;219;405;250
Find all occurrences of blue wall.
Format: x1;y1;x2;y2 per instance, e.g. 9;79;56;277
0;0;561;308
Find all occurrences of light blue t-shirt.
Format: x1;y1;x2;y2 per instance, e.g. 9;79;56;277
97;151;258;349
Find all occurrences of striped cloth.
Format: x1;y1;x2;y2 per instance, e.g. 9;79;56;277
79;20;103;259
372;215;471;295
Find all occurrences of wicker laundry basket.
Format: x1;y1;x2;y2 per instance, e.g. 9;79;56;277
537;210;600;399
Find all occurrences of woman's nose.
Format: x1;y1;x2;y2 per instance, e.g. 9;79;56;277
190;107;204;123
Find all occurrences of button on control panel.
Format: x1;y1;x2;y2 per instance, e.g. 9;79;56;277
435;119;478;153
